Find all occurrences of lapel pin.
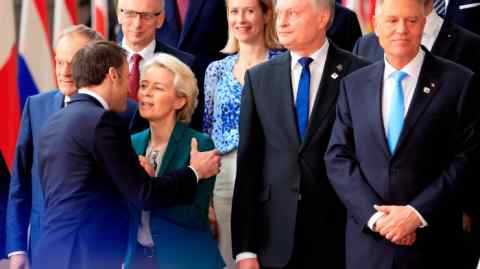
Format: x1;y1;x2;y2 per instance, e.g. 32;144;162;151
331;72;339;79
336;64;343;71
423;87;431;94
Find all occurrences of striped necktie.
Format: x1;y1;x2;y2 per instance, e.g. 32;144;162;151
433;0;446;16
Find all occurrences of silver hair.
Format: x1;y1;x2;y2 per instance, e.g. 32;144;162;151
375;0;428;16
55;24;103;48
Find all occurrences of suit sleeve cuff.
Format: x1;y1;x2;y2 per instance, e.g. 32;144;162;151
367;211;385;231
8;251;27;258
187;166;199;182
236;252;257;263
407;205;428;228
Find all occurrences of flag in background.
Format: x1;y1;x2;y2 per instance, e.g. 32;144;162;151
92;0;109;38
342;0;377;33
54;0;79;41
0;0;20;169
17;0;56;109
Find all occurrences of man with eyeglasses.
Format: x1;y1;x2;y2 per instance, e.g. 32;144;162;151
117;0;196;133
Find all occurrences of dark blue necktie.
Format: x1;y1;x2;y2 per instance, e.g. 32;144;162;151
296;57;313;140
433;0;446;16
387;71;408;153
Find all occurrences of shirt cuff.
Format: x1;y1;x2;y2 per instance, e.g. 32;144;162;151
187;165;199;182
407;205;428;228
236;252;257;263
8;251;27;258
368;211;385;231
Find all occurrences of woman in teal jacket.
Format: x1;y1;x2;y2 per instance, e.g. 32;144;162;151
124;53;224;269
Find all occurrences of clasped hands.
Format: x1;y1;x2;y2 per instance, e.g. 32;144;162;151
372;205;423;246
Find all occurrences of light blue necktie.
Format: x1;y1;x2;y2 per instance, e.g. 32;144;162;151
296;57;313;140
387;71;408;153
433;0;446;16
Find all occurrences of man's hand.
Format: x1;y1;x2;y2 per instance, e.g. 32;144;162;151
9;254;30;269
374;205;422;243
190;138;221;179
138;156;155;177
237;258;260;269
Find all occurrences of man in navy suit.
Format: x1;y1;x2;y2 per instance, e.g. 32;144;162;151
33;41;220;269
325;0;479;268
0;152;10;259
444;0;480;35
117;0;197;133
5;25;105;269
353;0;480;76
327;3;362;51
231;0;369;268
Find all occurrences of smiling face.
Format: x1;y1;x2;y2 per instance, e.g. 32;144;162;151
55;34;91;96
375;0;426;68
117;0;165;51
138;65;186;123
275;0;330;55
227;0;269;45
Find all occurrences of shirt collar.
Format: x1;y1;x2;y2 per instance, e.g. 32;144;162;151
424;10;444;37
290;39;330;69
384;49;425;81
122;39;156;63
78;88;110;110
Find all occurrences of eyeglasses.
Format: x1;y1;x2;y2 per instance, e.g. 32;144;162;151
120;8;161;20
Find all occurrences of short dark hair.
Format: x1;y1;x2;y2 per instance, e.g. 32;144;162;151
72;41;127;89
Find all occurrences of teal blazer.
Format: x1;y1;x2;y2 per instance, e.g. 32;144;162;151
124;122;224;269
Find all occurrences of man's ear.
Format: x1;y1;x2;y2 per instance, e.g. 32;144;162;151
156;11;166;29
108;67;120;81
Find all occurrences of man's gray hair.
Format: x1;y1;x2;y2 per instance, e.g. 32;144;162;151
375;0;428;16
55;24;103;48
116;0;165;11
313;0;336;28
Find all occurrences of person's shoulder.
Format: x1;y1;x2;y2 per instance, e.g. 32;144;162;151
206;54;234;74
155;40;195;66
28;89;61;104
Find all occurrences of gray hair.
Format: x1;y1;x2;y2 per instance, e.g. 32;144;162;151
140;53;198;124
375;0;428;16
55;24;103;48
275;0;335;29
116;0;165;11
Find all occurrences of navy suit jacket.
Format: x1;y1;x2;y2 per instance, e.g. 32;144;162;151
33;93;197;269
128;39;195;134
327;3;362;52
352;20;480;76
325;50;479;269
232;43;369;268
445;0;480;35
0;152;10;258
5;90;136;259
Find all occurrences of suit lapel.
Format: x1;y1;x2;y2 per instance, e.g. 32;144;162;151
272;53;301;147
178;0;206;47
158;122;186;176
431;21;456;59
300;44;347;152
53;90;65;109
367;62;391;158
394;51;441;154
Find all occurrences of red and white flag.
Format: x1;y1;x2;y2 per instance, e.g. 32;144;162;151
54;0;79;40
0;0;20;168
342;0;377;33
92;0;109;38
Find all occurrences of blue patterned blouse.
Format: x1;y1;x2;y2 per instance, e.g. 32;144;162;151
203;50;283;154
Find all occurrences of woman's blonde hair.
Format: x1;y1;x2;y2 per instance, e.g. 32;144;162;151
140;53;198;123
221;0;281;53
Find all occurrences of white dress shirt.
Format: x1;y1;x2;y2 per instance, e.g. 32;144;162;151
121;39;156;72
236;41;331;263
78;88;109;110
422;10;444;51
290;40;330;116
368;49;428;231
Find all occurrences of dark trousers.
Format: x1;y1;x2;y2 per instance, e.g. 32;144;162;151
130;243;158;269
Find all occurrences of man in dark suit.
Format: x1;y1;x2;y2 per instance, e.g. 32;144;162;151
444;0;480;35
353;0;480;76
325;0;479;268
117;0;197;133
155;0;228;130
33;41;220;269
5;25;106;269
231;1;369;268
0;152;10;259
327;3;363;51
